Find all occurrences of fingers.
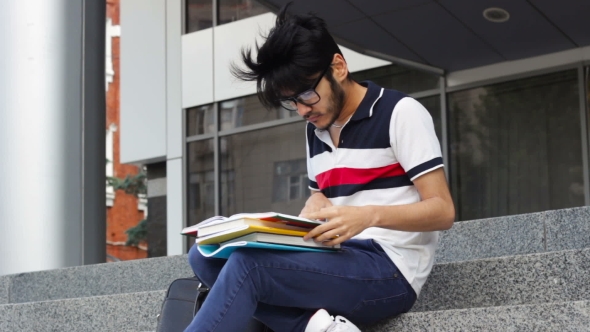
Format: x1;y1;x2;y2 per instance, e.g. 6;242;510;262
303;223;329;240
299;204;322;217
321;236;346;246
298;206;311;217
313;227;342;243
299;201;335;217
301;206;335;221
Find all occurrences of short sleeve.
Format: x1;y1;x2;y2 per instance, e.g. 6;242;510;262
390;97;443;181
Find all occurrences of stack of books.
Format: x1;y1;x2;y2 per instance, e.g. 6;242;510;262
181;212;340;258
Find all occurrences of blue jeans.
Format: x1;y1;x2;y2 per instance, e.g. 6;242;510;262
185;239;416;332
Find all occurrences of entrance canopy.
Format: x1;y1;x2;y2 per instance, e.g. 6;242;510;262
259;0;590;73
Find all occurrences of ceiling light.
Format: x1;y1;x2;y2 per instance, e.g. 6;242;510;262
483;7;510;23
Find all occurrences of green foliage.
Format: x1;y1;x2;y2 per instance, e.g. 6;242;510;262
106;161;148;247
125;219;148;246
107;172;147;196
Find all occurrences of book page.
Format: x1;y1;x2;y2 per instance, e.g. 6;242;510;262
192;215;227;228
184;212;326;234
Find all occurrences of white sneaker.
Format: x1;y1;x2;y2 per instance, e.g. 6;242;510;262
304;309;361;332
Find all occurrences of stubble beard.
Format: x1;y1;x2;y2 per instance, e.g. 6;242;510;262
318;79;346;131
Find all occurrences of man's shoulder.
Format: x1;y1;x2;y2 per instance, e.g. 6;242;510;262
375;87;410;110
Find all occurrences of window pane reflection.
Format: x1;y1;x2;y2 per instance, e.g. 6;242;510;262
187;104;215;136
220;122;309;216
187;139;215;227
449;70;583;221
219;95;298;131
186;0;213;34
352;65;440;94
218;0;269;26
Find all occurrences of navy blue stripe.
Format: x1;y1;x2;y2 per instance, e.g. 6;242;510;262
406;157;443;179
307;123;332;158
321;175;413;199
309;180;319;190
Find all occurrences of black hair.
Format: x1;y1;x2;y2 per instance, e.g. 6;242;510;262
231;3;344;110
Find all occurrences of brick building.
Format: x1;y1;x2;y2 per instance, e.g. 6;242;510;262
105;0;147;261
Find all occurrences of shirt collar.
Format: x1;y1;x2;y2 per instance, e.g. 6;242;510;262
350;81;384;122
313;81;384;135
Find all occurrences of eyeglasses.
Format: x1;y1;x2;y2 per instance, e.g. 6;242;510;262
278;64;331;111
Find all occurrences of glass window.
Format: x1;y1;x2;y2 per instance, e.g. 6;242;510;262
449;70;584;221
186;0;213;34
218;0;269;26
220;122;309;216
219;95;298;131
352;64;440;94
187;139;215;227
187;104;215;136
272;159;310;203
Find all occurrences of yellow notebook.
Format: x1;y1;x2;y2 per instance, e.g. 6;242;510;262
195;224;309;245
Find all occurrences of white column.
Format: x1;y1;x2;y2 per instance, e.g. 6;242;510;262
166;0;185;255
0;0;106;275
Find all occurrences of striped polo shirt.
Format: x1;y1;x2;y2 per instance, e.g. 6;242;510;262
305;81;443;296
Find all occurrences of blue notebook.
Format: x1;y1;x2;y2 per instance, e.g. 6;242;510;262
198;241;336;259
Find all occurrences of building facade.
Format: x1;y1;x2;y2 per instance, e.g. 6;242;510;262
106;0;148;262
120;0;590;257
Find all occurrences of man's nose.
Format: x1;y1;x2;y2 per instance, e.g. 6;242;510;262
296;102;312;116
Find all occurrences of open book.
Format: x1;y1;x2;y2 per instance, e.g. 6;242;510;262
182;212;325;237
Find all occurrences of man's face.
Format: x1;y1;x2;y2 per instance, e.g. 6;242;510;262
297;72;346;130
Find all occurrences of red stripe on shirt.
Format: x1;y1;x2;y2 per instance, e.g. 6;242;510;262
315;163;406;189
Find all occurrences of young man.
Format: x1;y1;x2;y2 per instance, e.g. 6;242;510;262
185;5;454;332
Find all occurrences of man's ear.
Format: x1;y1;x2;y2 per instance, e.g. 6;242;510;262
331;53;349;83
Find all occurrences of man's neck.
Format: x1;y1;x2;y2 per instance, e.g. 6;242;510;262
334;81;368;125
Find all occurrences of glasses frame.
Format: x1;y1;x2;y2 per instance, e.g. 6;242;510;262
278;64;332;111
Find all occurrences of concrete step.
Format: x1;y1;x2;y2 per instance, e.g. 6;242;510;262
0;255;191;305
0;291;164;332
414;247;590;312
1;206;588;305
0;291;587;332
436;206;590;263
365;300;590;332
3;248;588;319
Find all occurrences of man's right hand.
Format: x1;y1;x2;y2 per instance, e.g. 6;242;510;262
299;191;333;217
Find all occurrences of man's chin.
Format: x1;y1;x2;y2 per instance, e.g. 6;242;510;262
306;113;337;130
310;122;331;131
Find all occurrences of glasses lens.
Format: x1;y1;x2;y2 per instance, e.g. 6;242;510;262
280;99;298;111
297;90;320;105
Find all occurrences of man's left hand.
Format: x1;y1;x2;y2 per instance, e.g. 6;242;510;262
301;206;373;246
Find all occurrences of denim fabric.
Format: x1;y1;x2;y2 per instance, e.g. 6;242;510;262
185;239;417;332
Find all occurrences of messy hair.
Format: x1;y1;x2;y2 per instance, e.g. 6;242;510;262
231;3;344;110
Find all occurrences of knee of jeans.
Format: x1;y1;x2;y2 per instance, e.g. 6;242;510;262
225;249;261;274
188;243;203;271
188;245;212;284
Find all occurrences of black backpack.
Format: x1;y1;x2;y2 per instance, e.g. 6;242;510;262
156;277;273;332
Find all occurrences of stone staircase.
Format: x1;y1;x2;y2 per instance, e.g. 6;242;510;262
1;207;589;331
